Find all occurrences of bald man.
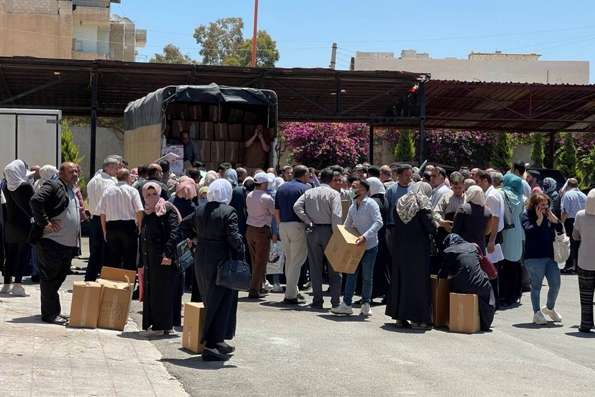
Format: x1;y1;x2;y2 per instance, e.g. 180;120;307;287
30;162;81;325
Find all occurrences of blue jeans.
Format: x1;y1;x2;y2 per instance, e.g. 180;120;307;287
343;246;378;306
524;258;561;313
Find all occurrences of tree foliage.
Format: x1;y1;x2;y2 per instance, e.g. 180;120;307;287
555;132;577;177
282;122;368;169
531;133;545;168
394;129;416;161
150;44;194;64
193;17;279;67
61;120;84;164
492;132;513;171
577;145;595;189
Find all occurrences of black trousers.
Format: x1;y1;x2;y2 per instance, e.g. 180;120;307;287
85;216;105;281
578;267;595;330
37;239;75;321
4;242;29;284
105;220;138;271
497;260;523;305
564;218;580;270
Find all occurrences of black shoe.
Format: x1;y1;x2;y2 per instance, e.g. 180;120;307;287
248;291;263;299
216;342;235;354
296;293;306;302
132;288;140;300
283;298;300;305
43;315;68;326
579;326;592;333
395;319;411;328
202;347;230;362
309;301;324;309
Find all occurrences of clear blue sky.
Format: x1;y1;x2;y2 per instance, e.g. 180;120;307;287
113;0;594;81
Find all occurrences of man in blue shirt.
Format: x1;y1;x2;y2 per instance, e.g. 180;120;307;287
384;164;412;257
332;178;383;316
561;178;588;273
274;165;310;304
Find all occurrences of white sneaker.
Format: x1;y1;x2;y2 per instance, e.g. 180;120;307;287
542;306;562;322
263;280;274;292
360;303;372;317
533;311;547;325
10;284;26;297
331;302;353;315
0;284;11;294
272;283;283;293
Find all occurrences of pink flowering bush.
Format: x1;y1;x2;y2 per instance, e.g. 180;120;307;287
281;122;369;169
424;129;497;168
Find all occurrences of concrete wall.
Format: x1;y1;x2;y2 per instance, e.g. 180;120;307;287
355;51;590;84
71;124;123;177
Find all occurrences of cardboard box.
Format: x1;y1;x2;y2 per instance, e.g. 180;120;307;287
449;293;481;334
214;124;228;141
182;302;206;353
69;281;102;329
431;276;450;328
100;267;137;284
210;141;225;163
200;122;214;141
225;142;240;163
324;225;366;274
194;140;211;163
97;279;133;331
228;124;243;141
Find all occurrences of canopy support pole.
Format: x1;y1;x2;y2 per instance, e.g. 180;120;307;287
418;80;427;164
369;125;375;164
90;71;98;178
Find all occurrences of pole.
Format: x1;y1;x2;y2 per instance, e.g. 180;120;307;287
251;0;259;67
90;71;98;178
546;132;556;168
418;80;427;164
369;125;375;164
329;42;337;69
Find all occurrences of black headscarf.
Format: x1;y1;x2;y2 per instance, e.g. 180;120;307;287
443;233;476;255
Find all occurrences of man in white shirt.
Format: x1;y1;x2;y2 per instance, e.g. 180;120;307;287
84;157;119;280
97;168;143;270
430;166;450;208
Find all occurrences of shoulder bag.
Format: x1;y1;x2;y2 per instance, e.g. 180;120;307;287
216;259;251;291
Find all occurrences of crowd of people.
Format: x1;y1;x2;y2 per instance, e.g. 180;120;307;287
1;155;595;361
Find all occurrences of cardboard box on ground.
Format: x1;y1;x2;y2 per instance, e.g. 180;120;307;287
182;302;206;353
431;276;450;328
69;267;136;331
324;225;366;274
449;293;481;334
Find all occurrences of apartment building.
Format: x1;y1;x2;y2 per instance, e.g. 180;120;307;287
354;50;589;84
0;0;146;61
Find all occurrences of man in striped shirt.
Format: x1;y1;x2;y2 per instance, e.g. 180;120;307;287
97;168;143;270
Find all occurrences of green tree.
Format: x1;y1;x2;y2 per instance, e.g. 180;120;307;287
531;133;545;168
61;120;84;164
193;18;279;67
237;31;280;67
577;146;595;189
193;17;245;65
149;44;194;64
394;129;415;161
555;132;577;177
492;132;512;171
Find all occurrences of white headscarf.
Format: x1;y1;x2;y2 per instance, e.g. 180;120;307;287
367;177;386;196
207;179;233;205
586;189;595;216
4;159;31;192
465;185;486;206
34;165;59;192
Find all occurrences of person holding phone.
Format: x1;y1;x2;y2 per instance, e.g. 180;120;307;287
521;192;564;325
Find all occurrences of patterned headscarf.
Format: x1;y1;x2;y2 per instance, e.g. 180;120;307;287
542;177;557;195
396;181;432;224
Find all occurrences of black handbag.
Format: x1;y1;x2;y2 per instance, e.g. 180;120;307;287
216;259;251;291
175;240;195;274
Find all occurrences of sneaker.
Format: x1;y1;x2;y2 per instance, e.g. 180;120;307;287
263;280;274;292
272;283;283;293
11;283;26;297
216;342;235;354
0;284;11;294
533;311;547;325
360;303;372;317
541;306;562;323
331;302;353;315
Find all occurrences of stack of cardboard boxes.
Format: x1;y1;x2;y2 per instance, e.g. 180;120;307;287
430;276;481;334
69;267;136;331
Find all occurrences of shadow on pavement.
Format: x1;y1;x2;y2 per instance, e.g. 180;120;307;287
118;331;179;341
512;322;564;329
318;314;367;322
565;331;595;338
6;315;45;324
380;323;430;334
259;301;304;311
161;355;237;370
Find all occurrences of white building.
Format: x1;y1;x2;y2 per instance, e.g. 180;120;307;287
354;50;589;84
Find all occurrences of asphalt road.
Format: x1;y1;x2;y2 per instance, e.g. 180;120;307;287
127;273;595;397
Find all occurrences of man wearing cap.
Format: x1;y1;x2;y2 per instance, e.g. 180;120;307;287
293;167;343;309
246;172;275;298
561;178;587;274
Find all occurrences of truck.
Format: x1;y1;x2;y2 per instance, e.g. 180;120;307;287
123;84;278;174
0;108;62;171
